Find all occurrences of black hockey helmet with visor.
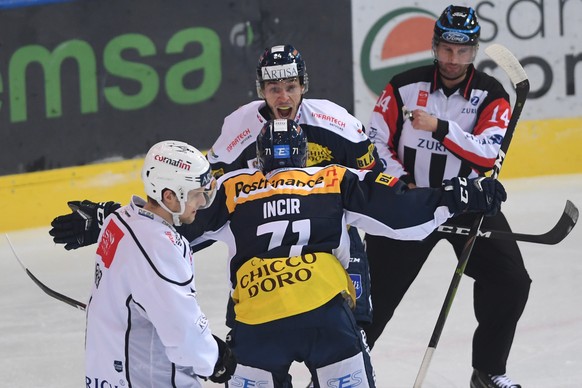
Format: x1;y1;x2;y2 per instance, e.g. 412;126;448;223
433;5;480;64
256;119;308;173
256;44;309;98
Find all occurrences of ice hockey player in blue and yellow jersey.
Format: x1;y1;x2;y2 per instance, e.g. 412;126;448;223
182;118;507;387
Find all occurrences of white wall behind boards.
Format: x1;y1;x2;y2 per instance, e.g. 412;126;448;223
351;1;582;124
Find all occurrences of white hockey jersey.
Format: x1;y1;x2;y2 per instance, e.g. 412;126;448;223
207;99;381;176
85;196;218;388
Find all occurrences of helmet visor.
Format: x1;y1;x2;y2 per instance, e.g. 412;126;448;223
186;178;217;210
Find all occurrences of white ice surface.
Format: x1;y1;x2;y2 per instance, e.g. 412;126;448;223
1;174;581;388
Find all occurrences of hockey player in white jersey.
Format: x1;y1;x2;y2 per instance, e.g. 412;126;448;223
84;141;236;387
208;44;379;176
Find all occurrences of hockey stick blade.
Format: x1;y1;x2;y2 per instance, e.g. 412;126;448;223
484;43;528;87
438;200;578;245
485;43;530;180
5;234;87;311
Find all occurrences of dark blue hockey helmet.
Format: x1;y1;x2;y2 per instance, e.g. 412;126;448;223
256;44;309;98
256;119;308;173
433;5;480;47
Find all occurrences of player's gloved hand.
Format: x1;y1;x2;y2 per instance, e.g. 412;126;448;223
49;200;120;250
209;335;237;384
443;177;507;216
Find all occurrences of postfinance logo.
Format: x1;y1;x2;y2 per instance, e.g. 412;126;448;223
360;7;437;95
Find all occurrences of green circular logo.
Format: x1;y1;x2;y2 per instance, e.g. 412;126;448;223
360;7;437;95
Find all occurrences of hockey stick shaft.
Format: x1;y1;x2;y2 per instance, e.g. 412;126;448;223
5;234;87;311
414;44;530;388
9;198;574;315
437;199;578;244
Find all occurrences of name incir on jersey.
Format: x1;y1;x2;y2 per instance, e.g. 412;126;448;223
263;198;301;219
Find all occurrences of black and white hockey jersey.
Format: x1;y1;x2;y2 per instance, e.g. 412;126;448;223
368;64;511;188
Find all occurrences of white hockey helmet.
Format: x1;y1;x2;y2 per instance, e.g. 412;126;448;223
142;140;216;225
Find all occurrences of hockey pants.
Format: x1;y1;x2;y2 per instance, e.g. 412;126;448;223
227;294;375;387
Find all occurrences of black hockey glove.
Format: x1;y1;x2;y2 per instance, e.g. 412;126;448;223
443;177;507;217
49;200;120;250
209;335;237;384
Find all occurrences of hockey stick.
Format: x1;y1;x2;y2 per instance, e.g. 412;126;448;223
437;199;578;244
5;234;87;311
10;196;574;316
413;44;530;388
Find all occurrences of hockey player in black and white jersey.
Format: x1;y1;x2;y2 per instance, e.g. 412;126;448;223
362;6;531;388
208;44;379;177
85;141;236;387
207;44;381;327
179;118;507;387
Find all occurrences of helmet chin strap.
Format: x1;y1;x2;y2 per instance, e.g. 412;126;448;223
171;210;183;227
158;200;185;226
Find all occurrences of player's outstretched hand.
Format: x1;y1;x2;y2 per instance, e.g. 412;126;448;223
209;335;237;384
49;200;120;250
443;177;507;217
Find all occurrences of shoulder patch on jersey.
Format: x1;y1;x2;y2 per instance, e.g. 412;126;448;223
375;173;398;187
299;99;366;142
212;167;225;178
307;143;333;166
417;90;429;107
164;231;176;245
97;220;125;269
137;207;154;220
161;230;186;251
310;111;348;131
196;313;209;332
356;144;377;169
208;147;219;161
226;127;252;153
